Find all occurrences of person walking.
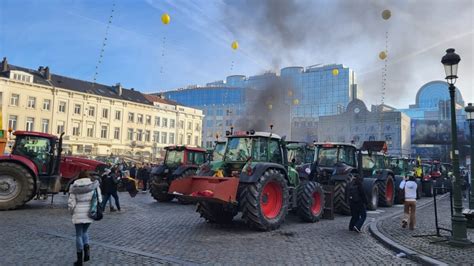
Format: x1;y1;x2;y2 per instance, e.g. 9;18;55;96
68;171;102;266
101;166;121;212
348;175;368;233
400;175;418;230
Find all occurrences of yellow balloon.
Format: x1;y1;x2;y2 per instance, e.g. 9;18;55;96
379;51;387;60
292;99;299;105
332;69;339;76
161;13;170;25
382;9;391;20
231;41;239;50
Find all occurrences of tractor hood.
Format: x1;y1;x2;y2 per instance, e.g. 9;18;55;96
60;156;107;180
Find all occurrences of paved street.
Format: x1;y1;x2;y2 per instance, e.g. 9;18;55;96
0;192;419;265
377;194;474;264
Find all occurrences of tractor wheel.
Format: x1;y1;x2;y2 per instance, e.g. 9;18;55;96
377;176;394;207
240;169;289;231
333;176;353;215
422;180;434;197
176;170;197;205
297;181;325;222
393;176;405;204
150;177;174;202
196;202;236;224
0;162;35;210
364;182;379;211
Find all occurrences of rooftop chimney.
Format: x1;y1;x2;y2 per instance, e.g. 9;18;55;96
1;57;8;72
113;83;123;96
44;66;51;80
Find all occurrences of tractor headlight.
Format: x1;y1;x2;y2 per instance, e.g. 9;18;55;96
305;167;311;174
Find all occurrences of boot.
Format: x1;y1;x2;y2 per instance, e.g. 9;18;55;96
83;244;90;262
74;251;83;266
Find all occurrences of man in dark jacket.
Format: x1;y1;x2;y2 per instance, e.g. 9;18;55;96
348;175;368;233
101;166;121;212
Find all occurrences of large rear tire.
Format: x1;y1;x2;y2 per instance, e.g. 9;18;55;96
422;180;434;197
297;181;325;222
365;182;379;211
196;202;236;224
150;177;174;202
333;176;352;215
240;169;289;231
0;162;35;211
377;176;394;207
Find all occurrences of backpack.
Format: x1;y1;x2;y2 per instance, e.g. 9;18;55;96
348;180;361;202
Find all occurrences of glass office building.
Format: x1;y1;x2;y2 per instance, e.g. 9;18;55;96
398;80;469;162
160;64;360;147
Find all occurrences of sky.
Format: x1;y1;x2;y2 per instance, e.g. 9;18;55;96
0;0;473;109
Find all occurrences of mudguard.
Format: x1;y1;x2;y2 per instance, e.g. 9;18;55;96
151;165;166;176
239;163;288;183
370;169;394;181
296;163;312;180
362;177;378;198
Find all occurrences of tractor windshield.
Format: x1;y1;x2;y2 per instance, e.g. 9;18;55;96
317;148;338;166
225;137;252;161
316;146;355;167
389;158;406;175
362;154;386;170
165;150;184;166
287;146;304;165
12;135;53;174
213;143;226;161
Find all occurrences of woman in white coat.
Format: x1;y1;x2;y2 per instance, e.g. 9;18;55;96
68;171;102;266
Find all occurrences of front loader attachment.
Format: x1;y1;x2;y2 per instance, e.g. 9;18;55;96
168;176;239;205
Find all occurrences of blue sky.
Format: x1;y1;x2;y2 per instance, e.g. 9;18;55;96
0;0;473;108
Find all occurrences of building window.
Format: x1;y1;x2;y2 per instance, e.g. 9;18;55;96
162;118;168;128
127;128;134;140
195;123;201;131
188;122;192;130
101;125;108;139
169;133;175;144
137;129;143;141
146;115;151;125
179;134;184;144
8;115;17;130
179;120;184;129
154;116;160;127
88;106;95;117
27;97;36;109
115;110;121;120
145;130;150;142
161;132;167;144
43;99;51;111
41;119;49;133
153;131;160;143
194;136;199;146
87;124;95;137
170;119;175;128
59;101;66;113
74;104;81;115
10;94;19;106
128;112;134;122
26;117;34;131
137;114;143;124
72;122;81;136
114;127;120;140
57;121;65;134
187;135;191;145
102;108;109;119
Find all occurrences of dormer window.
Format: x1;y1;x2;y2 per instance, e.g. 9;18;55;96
10;71;33;83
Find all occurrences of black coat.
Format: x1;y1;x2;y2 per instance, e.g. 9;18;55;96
101;174;118;194
349;179;368;206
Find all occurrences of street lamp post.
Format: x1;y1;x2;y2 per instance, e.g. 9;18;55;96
441;48;470;246
465;103;474;211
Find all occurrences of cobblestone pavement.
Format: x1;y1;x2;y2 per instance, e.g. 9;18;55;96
0;192;418;265
378;195;474;264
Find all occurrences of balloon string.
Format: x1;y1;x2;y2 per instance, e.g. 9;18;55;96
92;0;115;88
379;30;389;139
160;36;166;75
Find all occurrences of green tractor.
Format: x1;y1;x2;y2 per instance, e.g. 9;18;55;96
168;131;325;231
388;157;422;204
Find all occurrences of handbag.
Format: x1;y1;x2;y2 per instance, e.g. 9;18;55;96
89;189;103;221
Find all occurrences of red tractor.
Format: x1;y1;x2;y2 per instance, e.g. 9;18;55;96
0;131;107;210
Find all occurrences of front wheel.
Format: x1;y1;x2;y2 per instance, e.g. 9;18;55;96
377;176;394;207
240;169;289;231
0;162;35;210
333;176;353;215
150;177;174;202
297;181;325;222
196;202;236;224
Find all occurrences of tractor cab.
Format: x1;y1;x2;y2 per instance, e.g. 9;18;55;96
211;141;226;162
11;131;61;176
287;141;314;166
163;146;206;169
311;143;357;184
388;157;410;177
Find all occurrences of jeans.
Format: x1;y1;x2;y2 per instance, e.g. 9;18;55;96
403;200;416;230
102;191;120;211
75;223;90;252
349;202;367;230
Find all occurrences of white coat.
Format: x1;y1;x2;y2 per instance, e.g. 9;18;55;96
68;178;102;224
